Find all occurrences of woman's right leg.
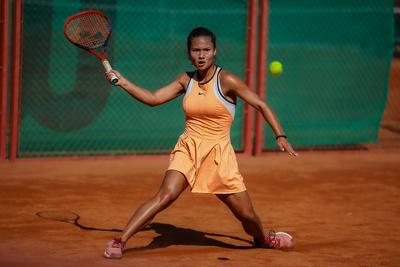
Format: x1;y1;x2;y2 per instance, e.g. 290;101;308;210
119;170;188;242
104;170;188;259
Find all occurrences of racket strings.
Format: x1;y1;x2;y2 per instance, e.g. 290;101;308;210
65;13;110;49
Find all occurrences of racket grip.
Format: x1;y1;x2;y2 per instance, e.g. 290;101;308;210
102;59;119;85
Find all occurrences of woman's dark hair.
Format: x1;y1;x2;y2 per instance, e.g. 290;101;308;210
187;27;216;52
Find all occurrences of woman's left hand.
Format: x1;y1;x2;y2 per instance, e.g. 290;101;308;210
277;137;299;156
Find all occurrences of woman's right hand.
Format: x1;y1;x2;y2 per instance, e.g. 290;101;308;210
105;70;127;87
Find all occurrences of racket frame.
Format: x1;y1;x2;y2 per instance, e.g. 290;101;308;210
64;10;118;84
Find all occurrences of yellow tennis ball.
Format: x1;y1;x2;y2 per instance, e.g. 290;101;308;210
269;61;283;76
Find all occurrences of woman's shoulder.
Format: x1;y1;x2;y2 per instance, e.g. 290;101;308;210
176;71;195;81
218;68;244;88
174;71;195;91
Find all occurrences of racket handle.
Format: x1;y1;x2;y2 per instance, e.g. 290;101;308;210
102;59;119;85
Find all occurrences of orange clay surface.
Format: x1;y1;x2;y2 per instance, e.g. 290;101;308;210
0;59;399;267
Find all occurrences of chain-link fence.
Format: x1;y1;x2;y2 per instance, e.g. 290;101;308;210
263;0;394;149
19;0;247;157
4;0;394;158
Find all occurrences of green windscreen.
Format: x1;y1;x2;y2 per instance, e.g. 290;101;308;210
264;0;394;149
18;0;394;157
20;0;246;157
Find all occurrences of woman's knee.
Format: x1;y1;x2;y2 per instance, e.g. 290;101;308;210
153;170;187;209
155;188;180;209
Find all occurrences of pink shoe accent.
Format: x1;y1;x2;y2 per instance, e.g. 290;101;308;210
103;238;126;259
264;231;294;249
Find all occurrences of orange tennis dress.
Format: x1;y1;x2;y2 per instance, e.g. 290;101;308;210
167;66;246;194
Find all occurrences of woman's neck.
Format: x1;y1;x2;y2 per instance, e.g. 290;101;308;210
196;64;216;83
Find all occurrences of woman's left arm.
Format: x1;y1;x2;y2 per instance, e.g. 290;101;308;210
221;71;298;156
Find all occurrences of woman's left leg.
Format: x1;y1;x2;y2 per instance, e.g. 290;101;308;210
216;191;265;243
217;190;293;249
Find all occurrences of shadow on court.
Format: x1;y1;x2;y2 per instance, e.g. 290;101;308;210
126;222;254;252
36;211;254;250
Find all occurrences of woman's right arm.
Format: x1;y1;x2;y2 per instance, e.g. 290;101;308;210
106;70;189;107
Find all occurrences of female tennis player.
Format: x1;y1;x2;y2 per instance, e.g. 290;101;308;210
103;27;298;259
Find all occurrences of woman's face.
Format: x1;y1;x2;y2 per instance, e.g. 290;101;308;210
188;36;216;71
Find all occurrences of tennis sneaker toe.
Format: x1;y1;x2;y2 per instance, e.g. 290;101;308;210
265;231;293;249
255;231;294;249
104;238;126;259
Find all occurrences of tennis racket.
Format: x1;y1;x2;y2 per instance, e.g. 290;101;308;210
64;10;118;85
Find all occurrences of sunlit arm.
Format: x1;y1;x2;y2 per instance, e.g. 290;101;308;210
221;72;285;136
106;70;188;107
221;71;298;156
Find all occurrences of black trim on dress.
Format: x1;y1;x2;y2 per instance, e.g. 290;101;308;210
198;65;218;85
216;68;236;105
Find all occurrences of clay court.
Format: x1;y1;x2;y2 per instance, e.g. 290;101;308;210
0;59;399;267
